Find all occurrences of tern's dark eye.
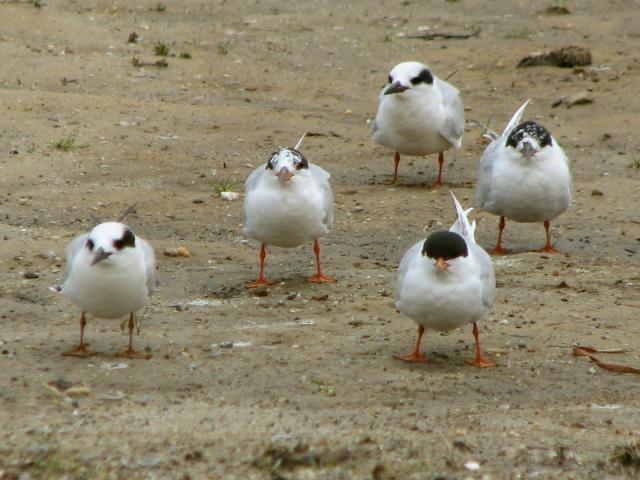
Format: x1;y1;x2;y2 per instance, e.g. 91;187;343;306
411;69;433;86
293;151;309;170
388;75;393;84
86;239;94;251
506;121;552;149
266;151;279;170
113;229;136;250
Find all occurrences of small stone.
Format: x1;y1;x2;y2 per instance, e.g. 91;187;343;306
23;272;39;279
566;91;593;106
192;198;204;204
464;460;480;471
591;189;604;196
220;191;239;201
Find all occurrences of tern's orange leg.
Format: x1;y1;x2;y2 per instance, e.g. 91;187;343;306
395;325;428;363
433;151;445;187
490;216;508;254
539;220;559;253
118;313;149;359
309;239;335;283
392;151;400;184
247;243;274;288
466;321;496;368
63;312;94;357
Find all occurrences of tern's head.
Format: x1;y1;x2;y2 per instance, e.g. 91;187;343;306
384;61;434;96
266;147;309;184
85;222;136;266
506;121;552;159
422;231;468;272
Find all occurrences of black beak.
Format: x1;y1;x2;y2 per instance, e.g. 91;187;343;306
91;247;112;266
384;81;409;95
521;141;537;158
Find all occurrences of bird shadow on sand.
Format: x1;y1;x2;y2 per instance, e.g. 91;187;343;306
367;176;474;189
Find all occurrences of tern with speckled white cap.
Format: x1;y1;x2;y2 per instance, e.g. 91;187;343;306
56;204;156;358
372;61;465;186
477;100;573;253
243;134;335;287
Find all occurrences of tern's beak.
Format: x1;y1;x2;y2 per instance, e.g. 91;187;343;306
521;141;537;159
384;81;409;95
435;257;449;272
91;247;112;266
276;166;294;182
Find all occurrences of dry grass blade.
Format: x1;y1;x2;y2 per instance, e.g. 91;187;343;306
573;346;640;374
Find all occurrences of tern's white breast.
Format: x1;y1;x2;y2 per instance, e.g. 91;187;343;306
373;88;454;156
244;174;329;248
479;144;572;223
396;255;486;332
62;249;149;319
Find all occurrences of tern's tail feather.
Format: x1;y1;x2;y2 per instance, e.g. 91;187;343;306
293;132;307;151
449;191;476;244
501;99;530;138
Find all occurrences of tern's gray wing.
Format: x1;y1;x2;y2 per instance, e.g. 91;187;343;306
138;237;156;295
64;233;88;281
245;165;267;193
476;139;502;208
396;239;423;293
471;243;495;310
437;78;465;148
310;164;333;228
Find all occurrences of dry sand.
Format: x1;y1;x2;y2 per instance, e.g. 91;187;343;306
1;1;640;478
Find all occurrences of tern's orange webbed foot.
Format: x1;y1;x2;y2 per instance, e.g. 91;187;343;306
118;348;151;360
62;344;94;357
308;273;336;283
466;357;497;368
489;246;508;255
247;278;274;288
539;245;560;254
394;351;428;363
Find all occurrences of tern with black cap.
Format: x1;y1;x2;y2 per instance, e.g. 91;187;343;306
395;193;496;367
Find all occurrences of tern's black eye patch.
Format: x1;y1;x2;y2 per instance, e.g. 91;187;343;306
506;121;552;149
266;150;280;170
291;149;309;170
388;74;393;84
86;239;94;251
411;68;433;86
422;231;468;260
113;228;135;250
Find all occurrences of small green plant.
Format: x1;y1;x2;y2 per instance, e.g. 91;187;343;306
612;440;640;470
53;137;77;151
213;178;238;194
503;31;532;40
216;41;229;55
154;40;170;56
179;52;192;59
629;157;640;170
546;0;570;14
155;2;166;12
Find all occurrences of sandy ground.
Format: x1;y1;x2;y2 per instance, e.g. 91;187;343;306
1;1;640;478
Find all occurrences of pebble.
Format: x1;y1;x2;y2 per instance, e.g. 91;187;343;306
220;191;239;201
